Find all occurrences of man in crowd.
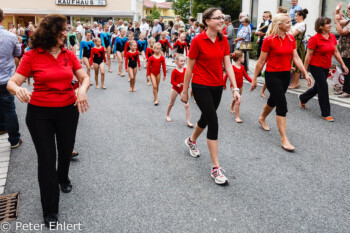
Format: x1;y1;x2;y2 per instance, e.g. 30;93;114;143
76;21;84;43
224;15;235;56
290;0;302;25
108;19;115;34
176;16;185;28
159;17;165;31
140;18;150;38
152;19;162;42
92;21;99;36
0;8;22;149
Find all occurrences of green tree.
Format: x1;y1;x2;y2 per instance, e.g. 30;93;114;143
193;0;241;23
148;4;161;22
166;0;173;2
172;0;191;23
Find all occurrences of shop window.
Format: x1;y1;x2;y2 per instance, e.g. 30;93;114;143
93;17;112;26
150;10;152;14
2;15;14;30
251;0;258;28
72;16;93;27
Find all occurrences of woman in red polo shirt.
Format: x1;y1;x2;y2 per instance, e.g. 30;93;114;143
7;14;90;229
250;14;312;151
181;7;241;185
299;17;349;121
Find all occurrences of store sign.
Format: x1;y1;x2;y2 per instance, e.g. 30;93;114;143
56;0;106;6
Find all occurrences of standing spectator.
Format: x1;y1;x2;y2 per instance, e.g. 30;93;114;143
75;21;84;44
172;23;179;36
108;19;115;34
335;6;350;98
289;9;308;89
187;17;196;46
289;0;302;25
140;18;150;38
17;24;22;34
134;21;141;40
224;15;235;55
117;20;126;33
234;17;252;71
237;12;253;36
0;8;22;148
128;22;134;34
255;11;272;60
7;14;90;228
299;17;348;121
159;17;165;31
278;6;288;14
8;23;17;34
176;16;185;28
167;21;174;38
92;21;99;37
152;19;162;42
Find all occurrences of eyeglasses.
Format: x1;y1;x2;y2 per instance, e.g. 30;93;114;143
209;16;225;20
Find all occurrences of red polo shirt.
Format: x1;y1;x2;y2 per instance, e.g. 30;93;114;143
189;31;230;86
16;47;82;107
261;35;296;72
308;33;337;69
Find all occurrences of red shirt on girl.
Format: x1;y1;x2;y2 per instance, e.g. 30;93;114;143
223;65;252;89
159;39;174;51
147;55;166;77
145;47;154;61
125;51;141;69
189;31;230;86
16;47;82;107
124;41;138;56
90;47;106;65
173;40;188;56
171;68;186;94
261;35;296;72
308;33;337;69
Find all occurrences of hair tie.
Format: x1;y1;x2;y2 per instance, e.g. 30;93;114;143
233;53;236;59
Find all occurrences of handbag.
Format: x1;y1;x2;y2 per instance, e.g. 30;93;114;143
239;42;253;51
327;66;344;91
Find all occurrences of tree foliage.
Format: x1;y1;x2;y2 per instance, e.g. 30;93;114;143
172;0;191;23
193;0;241;23
148;4;161;22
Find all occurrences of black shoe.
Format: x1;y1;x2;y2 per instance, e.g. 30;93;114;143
60;181;73;193
44;213;58;229
11;138;23;149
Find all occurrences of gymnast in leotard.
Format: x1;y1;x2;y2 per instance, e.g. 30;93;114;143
90;38;107;89
125;40;141;92
100;24;112;73
79;31;95;81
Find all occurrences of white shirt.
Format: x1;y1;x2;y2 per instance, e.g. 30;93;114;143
177;20;185;28
292;22;306;33
140;22;150;35
76;25;84;34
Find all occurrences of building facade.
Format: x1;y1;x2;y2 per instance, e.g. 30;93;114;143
143;0;175;25
242;0;339;37
2;0;140;29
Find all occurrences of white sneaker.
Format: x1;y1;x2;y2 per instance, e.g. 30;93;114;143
184;137;200;157
211;167;228;185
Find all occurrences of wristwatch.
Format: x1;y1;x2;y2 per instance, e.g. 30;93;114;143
233;88;240;92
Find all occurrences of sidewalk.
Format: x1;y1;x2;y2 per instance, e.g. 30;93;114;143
0;134;10;195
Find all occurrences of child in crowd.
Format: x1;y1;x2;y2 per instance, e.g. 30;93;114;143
124;32;137;56
147;42;166;105
111;28;118;62
90;38;107;89
125;41;141;92
137;33;148;68
199;23;205;33
224;51;252;123
159;31;173;57
100;24;112;72
173;33;188;57
166;54;193;127
145;37;155;86
68;26;78;55
79;31;95;81
114;28;127;77
171;32;179;58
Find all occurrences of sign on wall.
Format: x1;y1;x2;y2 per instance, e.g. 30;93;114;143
56;0;106;6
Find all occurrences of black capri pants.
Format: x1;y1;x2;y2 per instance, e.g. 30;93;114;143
265;71;290;117
26;103;79;218
192;83;223;140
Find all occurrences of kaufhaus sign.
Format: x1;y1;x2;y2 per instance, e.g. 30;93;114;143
56;0;107;5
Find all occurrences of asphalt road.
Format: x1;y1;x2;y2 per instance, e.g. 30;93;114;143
5;60;350;232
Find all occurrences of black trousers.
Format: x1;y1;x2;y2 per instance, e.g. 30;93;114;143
26;104;79;217
299;65;330;117
192;83;223;140
342;57;350;94
265;71;290;117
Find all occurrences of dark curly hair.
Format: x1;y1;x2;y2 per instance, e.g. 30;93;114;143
202;7;223;41
30;14;67;50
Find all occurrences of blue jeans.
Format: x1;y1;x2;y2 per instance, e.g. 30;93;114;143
0;84;20;145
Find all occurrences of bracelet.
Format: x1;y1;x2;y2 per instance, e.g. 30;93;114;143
233;88;240;92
